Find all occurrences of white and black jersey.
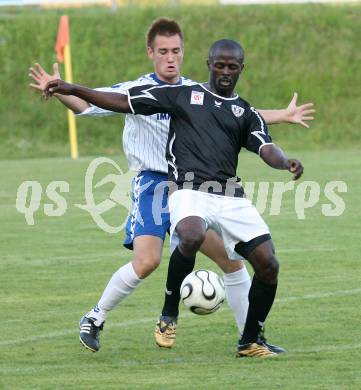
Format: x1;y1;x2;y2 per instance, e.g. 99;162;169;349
77;73;196;173
128;83;273;196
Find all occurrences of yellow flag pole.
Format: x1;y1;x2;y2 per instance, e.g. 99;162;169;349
63;43;78;159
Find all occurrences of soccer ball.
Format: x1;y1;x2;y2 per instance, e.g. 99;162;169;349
180;269;225;315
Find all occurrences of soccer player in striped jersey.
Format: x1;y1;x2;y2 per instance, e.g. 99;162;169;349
30;18;314;353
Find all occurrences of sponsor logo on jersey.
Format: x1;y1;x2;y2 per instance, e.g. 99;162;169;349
214;100;222;108
231;105;245;118
190;91;204;105
156;113;171;121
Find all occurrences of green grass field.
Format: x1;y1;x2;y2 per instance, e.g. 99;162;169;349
1;150;360;389
1;4;361;158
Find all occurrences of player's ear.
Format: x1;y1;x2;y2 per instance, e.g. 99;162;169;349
240;63;245;72
206;59;211;70
147;46;154;60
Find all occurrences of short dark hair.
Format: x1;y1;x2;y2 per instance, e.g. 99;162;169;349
208;39;245;64
146;18;184;48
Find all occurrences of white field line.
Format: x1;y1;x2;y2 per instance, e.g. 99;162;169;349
275;288;361;303
2;288;361;347
3;284;357;320
292;342;361;354
221;0;361;4
0;245;339;266
1;344;361;376
0;252;124;267
1;316;164;347
276;247;338;254
2;343;361;375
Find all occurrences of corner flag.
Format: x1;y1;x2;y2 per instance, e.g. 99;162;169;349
55;15;79;159
55;16;69;63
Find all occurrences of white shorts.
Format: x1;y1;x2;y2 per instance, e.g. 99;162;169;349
169;189;270;260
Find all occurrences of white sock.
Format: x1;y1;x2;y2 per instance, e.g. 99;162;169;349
223;267;251;336
86;262;142;326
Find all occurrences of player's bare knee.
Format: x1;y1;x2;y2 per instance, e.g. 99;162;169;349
259;256;279;284
144;255;162;270
132;255;161;278
216;258;243;273
179;230;205;256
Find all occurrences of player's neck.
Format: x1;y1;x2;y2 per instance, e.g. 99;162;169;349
155;72;180;85
204;82;236;98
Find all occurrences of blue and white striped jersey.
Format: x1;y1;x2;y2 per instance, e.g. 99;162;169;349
78;73;196;173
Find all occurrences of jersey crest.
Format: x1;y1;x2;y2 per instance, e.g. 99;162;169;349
231;105;245;118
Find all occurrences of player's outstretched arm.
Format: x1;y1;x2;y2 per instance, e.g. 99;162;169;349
45;80;131;113
258;93;315;128
260;144;303;180
29;63;90;114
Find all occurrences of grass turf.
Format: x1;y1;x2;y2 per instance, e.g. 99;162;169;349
1;149;360;389
1;4;361;158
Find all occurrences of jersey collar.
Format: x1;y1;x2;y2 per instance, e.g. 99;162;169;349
150;72;182;86
199;84;239;100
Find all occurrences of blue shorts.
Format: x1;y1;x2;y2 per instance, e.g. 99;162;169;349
123;171;170;250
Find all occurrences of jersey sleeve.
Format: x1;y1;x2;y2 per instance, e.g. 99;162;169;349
76;85;128;117
244;106;273;154
127;84;181;115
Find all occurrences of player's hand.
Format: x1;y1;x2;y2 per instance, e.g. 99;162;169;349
286;92;315;128
287;159;303;180
44;79;74;98
29;63;61;96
